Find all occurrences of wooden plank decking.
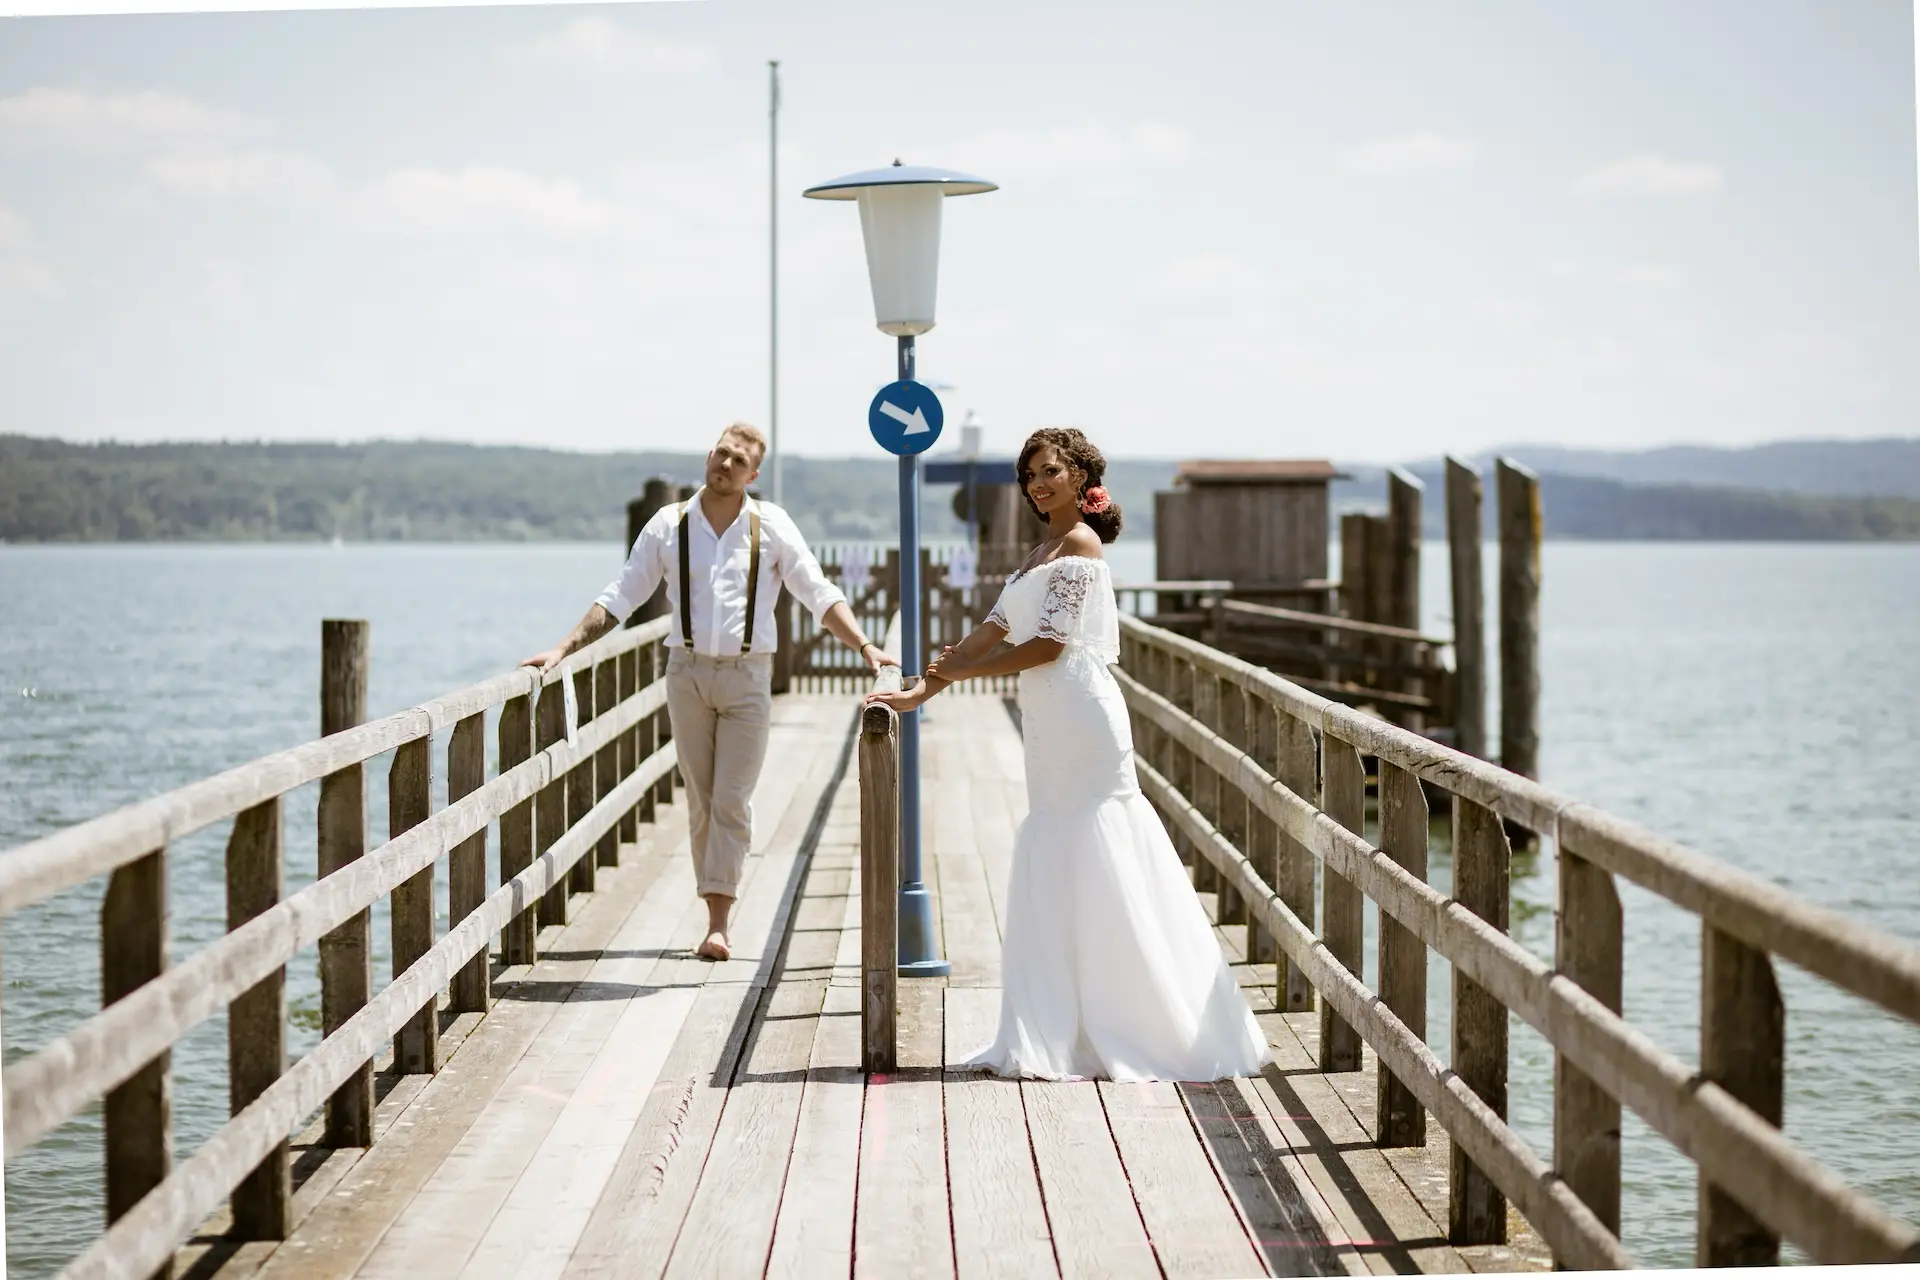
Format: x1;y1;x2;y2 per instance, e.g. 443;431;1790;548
178;693;1548;1280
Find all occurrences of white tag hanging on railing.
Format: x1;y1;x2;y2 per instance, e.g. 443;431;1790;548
842;545;872;595
562;672;580;749
948;544;977;591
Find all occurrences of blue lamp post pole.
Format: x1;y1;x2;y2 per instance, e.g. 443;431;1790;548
804;160;996;978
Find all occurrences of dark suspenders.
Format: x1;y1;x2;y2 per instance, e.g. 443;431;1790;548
676;501;762;654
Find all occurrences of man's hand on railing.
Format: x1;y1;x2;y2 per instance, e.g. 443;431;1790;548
860;642;901;675
518;647;566;673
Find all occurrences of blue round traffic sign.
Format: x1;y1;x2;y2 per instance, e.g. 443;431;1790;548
867;380;944;456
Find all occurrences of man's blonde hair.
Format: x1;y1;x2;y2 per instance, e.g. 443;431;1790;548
717;422;768;465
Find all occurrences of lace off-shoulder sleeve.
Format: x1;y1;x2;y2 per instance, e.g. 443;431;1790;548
1036;558;1094;643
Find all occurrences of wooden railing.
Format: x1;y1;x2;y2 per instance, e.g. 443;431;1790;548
1116;613;1920;1269
856;614;904;1075
0;617;681;1280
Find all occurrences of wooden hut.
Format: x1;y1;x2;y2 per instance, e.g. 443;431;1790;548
1153;459;1343;609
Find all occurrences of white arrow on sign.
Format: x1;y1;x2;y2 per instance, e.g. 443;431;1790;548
879;400;932;435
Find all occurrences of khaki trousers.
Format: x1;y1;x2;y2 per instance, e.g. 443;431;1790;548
664;649;774;899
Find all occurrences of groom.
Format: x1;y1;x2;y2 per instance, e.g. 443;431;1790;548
522;422;896;959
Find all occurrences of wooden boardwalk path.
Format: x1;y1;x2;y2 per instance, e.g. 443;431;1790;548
174;694;1543;1280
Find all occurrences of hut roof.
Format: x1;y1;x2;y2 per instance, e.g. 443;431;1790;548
1175;459;1347;486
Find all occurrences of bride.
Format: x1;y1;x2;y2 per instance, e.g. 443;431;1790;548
866;427;1271;1082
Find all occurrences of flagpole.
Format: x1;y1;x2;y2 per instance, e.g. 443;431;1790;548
769;59;782;504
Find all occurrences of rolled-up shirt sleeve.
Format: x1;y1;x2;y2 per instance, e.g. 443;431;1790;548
769;508;846;622
593;508;671;623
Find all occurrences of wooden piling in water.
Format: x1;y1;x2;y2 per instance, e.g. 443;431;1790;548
1445;457;1488;761
317;618;373;1148
1496;459;1541;783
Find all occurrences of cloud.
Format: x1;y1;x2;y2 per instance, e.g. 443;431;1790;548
941;121;1192;182
0;204;61;301
0;205;29;250
507;17;713;73
1342;133;1476;175
1573;155;1723;197
147;148;336;203
0;87;265;154
357;166;623;236
1615;263;1680;288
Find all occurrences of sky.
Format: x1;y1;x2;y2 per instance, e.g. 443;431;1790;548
0;0;1917;465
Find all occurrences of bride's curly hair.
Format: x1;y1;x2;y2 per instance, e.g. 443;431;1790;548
1017;427;1124;544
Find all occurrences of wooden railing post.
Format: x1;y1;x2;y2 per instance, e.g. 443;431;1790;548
594;658;620;869
1445;457;1488;760
1319;736;1365;1071
1375;761;1427;1146
1554;846;1623;1254
227;797;289;1239
536;681;570;928
1191;667;1222;902
1276;713;1318;1012
1698;928;1784;1266
102;846;170;1277
860;627;904;1074
1497;458;1541;785
1169;656;1201;883
498;692;536;967
1215;677;1250;931
652;642;676;807
617;649;640;843
1245;695;1281;969
449;713;490;1015
389;736;437;1075
569;667;597;895
317;618;373;1148
1450;796;1511;1244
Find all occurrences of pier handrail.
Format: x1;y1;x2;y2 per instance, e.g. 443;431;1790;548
1116;612;1920;1268
1219;596;1451;648
0;616;682;1280
857;613;904;1073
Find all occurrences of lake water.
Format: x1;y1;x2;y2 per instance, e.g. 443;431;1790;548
2;538;1917;1274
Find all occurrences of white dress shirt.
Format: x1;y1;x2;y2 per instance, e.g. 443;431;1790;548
594;490;846;656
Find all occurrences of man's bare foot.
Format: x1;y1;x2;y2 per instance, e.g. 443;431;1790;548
695;931;731;961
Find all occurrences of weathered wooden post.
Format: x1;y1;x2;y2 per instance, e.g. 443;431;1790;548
1319;736;1365;1072
1450;796;1511;1243
1387;470;1423;731
1698;930;1784;1265
535;680;570;928
449;713;490;1014
595;656;621;870
317;618;373;1147
389;736;436;1074
1554;845;1623;1256
102;843;169;1278
1276;713;1318;1013
1445;457;1488;760
1215;677;1250;932
1496;459;1541;783
498;690;536;967
860;683;902;1074
227;797;289;1240
568;666;596;896
1375;761;1427;1146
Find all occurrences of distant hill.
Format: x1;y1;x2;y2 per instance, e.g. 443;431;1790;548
1436;437;1920;502
6;434;1920;545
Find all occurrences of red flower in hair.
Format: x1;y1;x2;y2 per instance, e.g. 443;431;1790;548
1080;486;1112;514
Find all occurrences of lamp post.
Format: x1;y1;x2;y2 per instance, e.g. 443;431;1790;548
804;159;996;979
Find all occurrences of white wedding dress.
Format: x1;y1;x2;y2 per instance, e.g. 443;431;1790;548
965;555;1273;1082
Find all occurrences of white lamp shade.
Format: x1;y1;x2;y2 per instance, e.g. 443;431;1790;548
856;183;943;337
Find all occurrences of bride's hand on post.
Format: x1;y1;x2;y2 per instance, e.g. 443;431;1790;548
864;681;928;714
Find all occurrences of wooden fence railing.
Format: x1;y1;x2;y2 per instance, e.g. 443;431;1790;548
0;616;681;1280
1115;613;1920;1269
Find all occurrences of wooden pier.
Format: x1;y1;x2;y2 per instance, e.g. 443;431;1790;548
5;597;1920;1276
